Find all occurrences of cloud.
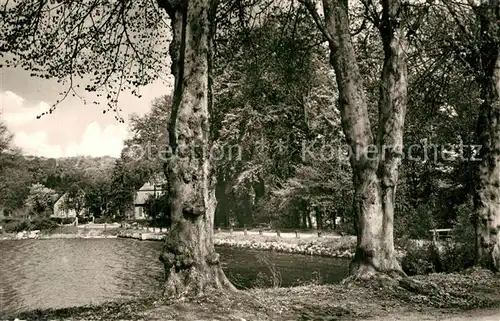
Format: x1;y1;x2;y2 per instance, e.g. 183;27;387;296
14;131;64;158
66;121;128;157
1;90;50;126
14;122;127;158
2;90;128;158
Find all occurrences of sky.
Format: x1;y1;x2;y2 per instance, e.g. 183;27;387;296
0;67;172;158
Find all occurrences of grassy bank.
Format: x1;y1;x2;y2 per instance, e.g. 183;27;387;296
5;268;500;321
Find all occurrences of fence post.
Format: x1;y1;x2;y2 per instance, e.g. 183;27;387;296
295;230;299;238
244;228;247;236
277;230;280;237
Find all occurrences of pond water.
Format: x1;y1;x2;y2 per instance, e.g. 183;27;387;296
0;239;349;315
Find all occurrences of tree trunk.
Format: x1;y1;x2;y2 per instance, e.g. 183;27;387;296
157;0;236;296
306;210;313;228
214;178;229;227
304;0;408;278
474;3;500;269
316;206;323;230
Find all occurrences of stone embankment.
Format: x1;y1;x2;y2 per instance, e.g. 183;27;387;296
117;229;356;258
213;238;355;258
0;229;118;240
118;230;165;241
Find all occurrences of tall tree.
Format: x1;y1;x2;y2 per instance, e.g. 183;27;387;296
157;0;236;296
302;0;425;278
2;0;235;295
439;0;500;270
473;0;500;270
25;183;58;217
61;183;87;217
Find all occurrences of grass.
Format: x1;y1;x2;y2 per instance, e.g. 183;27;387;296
5;268;500;321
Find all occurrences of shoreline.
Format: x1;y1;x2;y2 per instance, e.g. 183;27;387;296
1;228;358;259
4;268;500;321
3;230;500;320
118;229;359;258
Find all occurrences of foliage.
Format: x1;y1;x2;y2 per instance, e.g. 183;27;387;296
3;219;30;233
84;181;113;218
60;183;86;216
213;5;344;229
0;0;170;119
123;95;172;170
401;203;476;275
3;217;59;233
253;252;282;288
50;217;77;225
143;193;171;227
24;183;58;216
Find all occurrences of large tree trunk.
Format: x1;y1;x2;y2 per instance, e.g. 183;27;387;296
304;0;408;278
474;3;500;269
157;0;236;296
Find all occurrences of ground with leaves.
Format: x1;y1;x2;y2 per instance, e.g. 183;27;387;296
5;268;500;321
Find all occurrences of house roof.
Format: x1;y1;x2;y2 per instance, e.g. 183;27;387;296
134;174;166;205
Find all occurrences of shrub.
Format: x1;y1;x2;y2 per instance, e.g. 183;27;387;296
4;218;61;233
3;220;30;233
401;204;476;275
50;217;76;225
31;217;59;231
401;242;440;275
254;252;282;288
77;216;92;224
94;217;108;224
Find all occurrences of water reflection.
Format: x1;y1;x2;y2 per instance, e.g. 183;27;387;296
0;239;348;315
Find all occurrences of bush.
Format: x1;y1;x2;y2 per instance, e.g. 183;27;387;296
2;217;59;233
93;217;108;224
401;242;440;275
401;204;476;275
31;217;59;231
78;216;92;224
3;220;30;233
50;217;76;225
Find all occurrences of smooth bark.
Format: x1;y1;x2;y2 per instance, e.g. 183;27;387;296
157;0;236;296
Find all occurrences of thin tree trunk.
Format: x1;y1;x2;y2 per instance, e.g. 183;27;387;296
214;178;229;227
157;0;236;296
304;0;408;278
474;3;500;269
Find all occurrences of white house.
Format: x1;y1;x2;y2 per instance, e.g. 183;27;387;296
132;175;166;220
52;192;84;218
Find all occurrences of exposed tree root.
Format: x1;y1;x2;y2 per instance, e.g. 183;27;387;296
159;221;238;299
162;263;237;298
341;259;436;296
341;261;440;297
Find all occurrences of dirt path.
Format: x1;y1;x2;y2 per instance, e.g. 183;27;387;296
362;308;500;321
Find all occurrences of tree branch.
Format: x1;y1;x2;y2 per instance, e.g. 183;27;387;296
299;0;335;44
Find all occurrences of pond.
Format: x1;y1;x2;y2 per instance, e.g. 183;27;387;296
0;238;349;315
